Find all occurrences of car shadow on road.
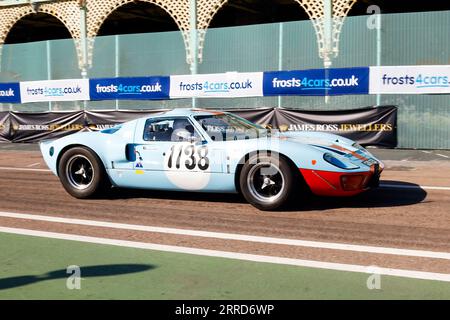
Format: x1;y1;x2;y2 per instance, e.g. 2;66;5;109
0;264;155;291
102;180;427;211
290;180;428;212
104;187;248;204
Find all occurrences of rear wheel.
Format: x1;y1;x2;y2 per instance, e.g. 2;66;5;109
239;153;294;210
58;147;107;198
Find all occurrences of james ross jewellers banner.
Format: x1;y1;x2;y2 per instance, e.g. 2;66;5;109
270;106;397;147
0;111;10;142
0;106;397;147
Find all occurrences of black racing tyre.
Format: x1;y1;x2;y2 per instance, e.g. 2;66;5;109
58;147;107;199
239;152;294;211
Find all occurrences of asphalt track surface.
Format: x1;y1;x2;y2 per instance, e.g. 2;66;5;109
0;143;449;279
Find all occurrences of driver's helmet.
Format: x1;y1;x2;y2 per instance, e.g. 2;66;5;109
172;119;194;141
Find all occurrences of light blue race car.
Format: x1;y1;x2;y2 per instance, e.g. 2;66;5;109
40;108;384;210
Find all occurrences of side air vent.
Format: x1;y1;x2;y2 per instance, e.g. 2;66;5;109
125;144;136;162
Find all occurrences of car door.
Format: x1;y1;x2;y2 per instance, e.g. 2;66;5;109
132;116;220;191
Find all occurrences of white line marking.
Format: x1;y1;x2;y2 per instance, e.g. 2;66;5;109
0;211;449;260
0;226;449;282
0;166;51;172
0;166;449;192
380;183;450;191
436;154;450;159
26;162;41;168
421;151;432;154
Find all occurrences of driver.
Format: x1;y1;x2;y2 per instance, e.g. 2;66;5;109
171;119;194;142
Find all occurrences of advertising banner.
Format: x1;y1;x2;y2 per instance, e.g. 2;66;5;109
0;111;11;142
170;72;264;98
263;67;370;96
89;77;170;101
369;65;450;94
84;109;169;131
0;107;397;146
20;79;90;103
0;83;21;103
8;111;86;142
230;108;276;126
271;106;397;147
0;65;450;105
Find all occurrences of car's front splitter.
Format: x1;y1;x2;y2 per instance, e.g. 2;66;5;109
299;168;380;197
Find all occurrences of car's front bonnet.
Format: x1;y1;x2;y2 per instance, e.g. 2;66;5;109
276;131;383;169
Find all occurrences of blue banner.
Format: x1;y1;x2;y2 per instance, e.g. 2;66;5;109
89;76;170;100
0;82;21;103
263;67;370;96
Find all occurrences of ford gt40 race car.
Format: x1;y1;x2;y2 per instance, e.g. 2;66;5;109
40;108;384;210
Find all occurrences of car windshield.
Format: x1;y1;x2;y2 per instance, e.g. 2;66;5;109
194;113;267;141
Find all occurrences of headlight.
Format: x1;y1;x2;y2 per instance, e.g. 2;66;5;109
323;153;359;170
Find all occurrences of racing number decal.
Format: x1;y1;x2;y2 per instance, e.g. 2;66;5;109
184;145;196;170
167;145;209;171
197;146;209;171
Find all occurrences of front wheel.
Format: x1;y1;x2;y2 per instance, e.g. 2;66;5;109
239;153;295;211
58;147;107;199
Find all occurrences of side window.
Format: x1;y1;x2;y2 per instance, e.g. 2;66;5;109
196;117;227;142
143;118;201;142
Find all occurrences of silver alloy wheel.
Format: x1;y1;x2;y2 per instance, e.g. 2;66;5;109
247;161;285;204
66;154;95;190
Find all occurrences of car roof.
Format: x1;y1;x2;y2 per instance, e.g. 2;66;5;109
155;108;227;118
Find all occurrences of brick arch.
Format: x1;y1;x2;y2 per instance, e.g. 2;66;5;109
0;2;82;72
0;4;80;45
86;0;190;64
197;0;359;65
0;0;361;72
298;0;358;63
196;0;228;63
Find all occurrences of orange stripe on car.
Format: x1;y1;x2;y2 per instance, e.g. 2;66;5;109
330;144;369;162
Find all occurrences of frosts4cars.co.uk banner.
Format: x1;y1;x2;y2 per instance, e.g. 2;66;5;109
3;65;450;104
169;72;264;98
264;67;370;96
89;77;170;100
369;65;450;94
20;79;90;103
0;83;21;103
